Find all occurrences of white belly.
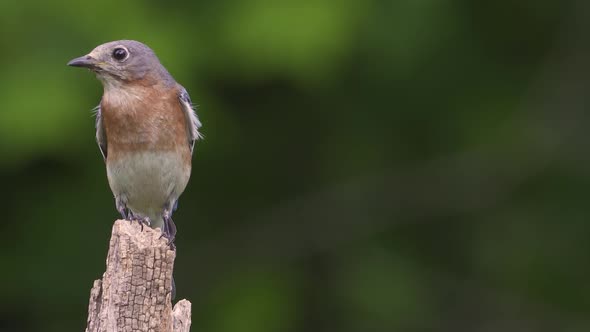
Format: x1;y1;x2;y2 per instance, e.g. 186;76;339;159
106;151;190;222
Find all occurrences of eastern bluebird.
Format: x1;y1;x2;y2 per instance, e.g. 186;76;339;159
68;40;202;244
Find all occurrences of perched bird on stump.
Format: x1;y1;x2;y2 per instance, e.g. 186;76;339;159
68;40;202;244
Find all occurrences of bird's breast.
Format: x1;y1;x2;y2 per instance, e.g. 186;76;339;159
101;85;191;162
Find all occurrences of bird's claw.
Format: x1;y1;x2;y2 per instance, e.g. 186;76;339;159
127;213;151;231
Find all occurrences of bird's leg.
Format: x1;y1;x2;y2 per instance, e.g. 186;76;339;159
115;195;130;220
160;208;177;249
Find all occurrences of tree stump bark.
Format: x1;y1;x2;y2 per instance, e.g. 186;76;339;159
85;220;191;332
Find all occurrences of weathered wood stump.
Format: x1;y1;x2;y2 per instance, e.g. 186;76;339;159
85;220;191;332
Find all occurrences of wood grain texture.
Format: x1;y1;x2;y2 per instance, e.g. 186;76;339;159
85;220;191;332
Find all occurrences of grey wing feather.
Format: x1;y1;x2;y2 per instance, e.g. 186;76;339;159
93;104;107;161
178;87;203;154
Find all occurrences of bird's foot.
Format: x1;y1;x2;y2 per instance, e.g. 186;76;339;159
128;213;151;231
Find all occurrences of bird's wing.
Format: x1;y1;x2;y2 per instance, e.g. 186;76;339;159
94;104;108;161
178;86;203;154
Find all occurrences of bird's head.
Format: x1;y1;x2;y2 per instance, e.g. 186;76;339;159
68;40;173;88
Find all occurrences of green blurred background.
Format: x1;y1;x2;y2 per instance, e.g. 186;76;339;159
1;0;590;331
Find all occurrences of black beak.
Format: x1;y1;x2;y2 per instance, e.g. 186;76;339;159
67;55;98;68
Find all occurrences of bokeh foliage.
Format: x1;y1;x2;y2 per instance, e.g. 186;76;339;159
1;0;589;331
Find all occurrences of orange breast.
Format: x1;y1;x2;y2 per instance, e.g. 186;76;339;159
101;84;191;163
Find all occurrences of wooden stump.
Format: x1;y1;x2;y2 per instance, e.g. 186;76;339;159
85;220;191;332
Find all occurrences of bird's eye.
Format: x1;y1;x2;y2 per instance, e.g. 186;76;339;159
112;48;128;61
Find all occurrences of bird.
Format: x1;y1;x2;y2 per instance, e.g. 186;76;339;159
68;40;202;244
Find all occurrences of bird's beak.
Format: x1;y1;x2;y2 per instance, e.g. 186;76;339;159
67;55;99;69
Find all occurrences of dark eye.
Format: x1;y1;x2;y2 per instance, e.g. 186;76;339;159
112;48;128;61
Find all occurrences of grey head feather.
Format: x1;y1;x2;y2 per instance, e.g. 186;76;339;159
88;40;176;86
